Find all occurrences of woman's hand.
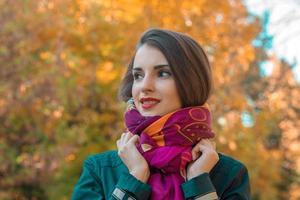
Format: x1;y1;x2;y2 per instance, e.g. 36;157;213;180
186;139;219;180
116;131;150;183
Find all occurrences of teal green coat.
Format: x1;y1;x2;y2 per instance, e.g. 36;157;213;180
72;151;250;200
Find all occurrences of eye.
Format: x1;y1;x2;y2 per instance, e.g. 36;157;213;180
133;72;143;80
158;70;172;78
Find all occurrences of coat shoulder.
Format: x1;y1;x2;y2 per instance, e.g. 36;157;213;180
218;153;246;169
210;152;248;178
85;150;122;168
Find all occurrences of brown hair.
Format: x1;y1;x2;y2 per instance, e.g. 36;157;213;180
118;28;213;107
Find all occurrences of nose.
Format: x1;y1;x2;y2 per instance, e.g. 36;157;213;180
141;75;155;93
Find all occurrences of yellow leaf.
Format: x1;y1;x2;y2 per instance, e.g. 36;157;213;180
96;61;118;84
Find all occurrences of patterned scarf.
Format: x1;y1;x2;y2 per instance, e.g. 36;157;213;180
124;102;214;200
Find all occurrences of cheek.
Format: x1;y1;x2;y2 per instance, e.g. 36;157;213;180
164;81;179;97
131;84;139;104
168;86;181;107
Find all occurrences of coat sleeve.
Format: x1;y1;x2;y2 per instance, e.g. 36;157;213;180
181;164;251;200
71;158;152;200
219;164;251;200
181;173;218;200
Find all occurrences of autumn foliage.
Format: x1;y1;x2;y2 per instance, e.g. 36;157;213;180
0;0;299;199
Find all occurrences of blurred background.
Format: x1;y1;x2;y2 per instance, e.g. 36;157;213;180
0;0;299;199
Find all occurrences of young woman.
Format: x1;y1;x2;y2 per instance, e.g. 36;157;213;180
72;29;250;200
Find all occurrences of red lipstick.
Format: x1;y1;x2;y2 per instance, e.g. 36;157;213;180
140;97;160;109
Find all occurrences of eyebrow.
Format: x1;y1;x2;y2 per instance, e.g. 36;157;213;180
132;64;170;71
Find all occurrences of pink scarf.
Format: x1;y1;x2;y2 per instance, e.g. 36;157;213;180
125;103;214;200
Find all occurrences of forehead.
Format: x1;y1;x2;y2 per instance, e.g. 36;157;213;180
133;44;168;68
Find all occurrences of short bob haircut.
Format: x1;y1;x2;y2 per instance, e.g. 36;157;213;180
118;28;213;108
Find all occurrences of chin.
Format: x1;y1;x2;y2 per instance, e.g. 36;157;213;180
139;109;161;117
141;112;158;117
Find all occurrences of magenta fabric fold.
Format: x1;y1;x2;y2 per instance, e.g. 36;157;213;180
124;105;214;200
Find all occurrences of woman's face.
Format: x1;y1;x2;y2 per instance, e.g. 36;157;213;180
132;44;182;116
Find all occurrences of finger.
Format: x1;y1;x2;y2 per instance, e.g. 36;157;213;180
120;132;130;144
198;144;206;151
204;139;216;150
199;138;210;145
191;149;201;160
128;135;140;146
116;139;123;155
120;132;126;142
116;139;120;149
191;143;204;160
123;132;131;142
127;131;133;136
200;138;214;148
193;143;207;153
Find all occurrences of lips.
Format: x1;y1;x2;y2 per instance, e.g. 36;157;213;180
140;97;160;109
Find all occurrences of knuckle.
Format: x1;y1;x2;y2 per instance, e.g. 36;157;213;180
207;149;217;156
211;152;219;161
122;144;129;151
